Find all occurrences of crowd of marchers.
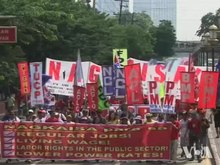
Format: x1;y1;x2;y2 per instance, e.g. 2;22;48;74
1;96;220;164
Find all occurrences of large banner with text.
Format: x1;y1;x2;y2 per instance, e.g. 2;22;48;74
45;58;101;96
0;122;171;161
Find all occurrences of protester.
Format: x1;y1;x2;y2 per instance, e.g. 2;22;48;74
156;114;165;123
120;113;131;125
6;94;16;112
214;108;220;138
78;109;92;123
107;111;120;124
66;115;75;123
179;111;189;158
2;111;20;122
132;115;143;125
170;115;180;164
26;109;35;121
46;110;63;123
55;107;67;122
144;113;156;124
188;111;202;162
34;110;47;123
200;111;210;147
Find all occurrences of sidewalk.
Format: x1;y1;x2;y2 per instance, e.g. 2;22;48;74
208;117;220;165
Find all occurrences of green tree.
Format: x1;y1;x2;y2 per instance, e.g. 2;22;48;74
153;20;176;58
110;11;155;60
196;12;216;36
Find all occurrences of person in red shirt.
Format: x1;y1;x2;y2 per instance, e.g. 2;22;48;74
188;111;202;162
170;115;180;164
45;110;63;123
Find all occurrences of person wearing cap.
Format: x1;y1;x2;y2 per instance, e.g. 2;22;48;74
132;115;143;125
144;113;156;124
45;110;63;123
78;109;92;124
26;109;35;121
120;113;131;125
34;110;47;123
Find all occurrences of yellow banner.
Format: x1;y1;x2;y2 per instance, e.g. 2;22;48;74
113;49;127;68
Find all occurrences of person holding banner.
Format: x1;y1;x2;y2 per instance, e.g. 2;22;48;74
188;112;202;162
2;111;20;122
107;111;120;124
170;115;180;164
34;109;47;123
144;113;156;124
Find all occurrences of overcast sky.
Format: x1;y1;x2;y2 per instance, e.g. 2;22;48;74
177;0;220;41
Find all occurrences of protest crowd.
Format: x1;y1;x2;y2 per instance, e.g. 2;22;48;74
0;55;219;164
1;93;218;164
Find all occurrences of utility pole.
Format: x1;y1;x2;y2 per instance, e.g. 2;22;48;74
93;0;96;9
115;0;129;24
119;0;123;24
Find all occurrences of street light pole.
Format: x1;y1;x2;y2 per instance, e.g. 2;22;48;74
209;24;218;71
212;47;215;71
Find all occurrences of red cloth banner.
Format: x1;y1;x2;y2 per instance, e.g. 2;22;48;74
73;86;85;113
198;71;219;109
87;83;98;111
17;62;30;95
180;72;195;103
124;64;143;105
0;122;171;160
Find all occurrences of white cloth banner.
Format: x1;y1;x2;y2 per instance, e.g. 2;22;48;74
30;62;44;106
45;58;101;96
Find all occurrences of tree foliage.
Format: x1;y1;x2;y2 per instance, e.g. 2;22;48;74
196;9;220;37
153;20;176;58
0;0;176;96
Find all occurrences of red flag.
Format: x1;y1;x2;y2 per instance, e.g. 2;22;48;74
180;72;195;103
86;83;98;111
17;62;31;95
198;71;219;109
124;64;143;105
73;86;85;113
188;54;199;100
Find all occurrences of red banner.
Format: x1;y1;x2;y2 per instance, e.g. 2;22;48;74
124;64;143;105
87;83;98;111
198;71;219;109
0;122;171;160
17;62;31;95
73;86;85;113
180;72;195;103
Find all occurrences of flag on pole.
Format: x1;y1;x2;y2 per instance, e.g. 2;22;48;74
98;76;110;111
188;54;199;101
73;49;85;112
74;49;85;87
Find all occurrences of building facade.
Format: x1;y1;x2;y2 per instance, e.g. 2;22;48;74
95;0;176;30
133;0;176;30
